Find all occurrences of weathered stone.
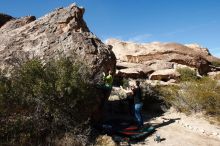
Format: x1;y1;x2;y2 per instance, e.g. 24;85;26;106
149;69;180;81
95;134;117;146
0;13;14;27
208;71;220;76
0;16;36;30
116;61;154;78
107;39;220;79
0;4;116;121
147;60;174;71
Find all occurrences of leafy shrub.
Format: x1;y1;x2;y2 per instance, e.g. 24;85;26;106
176;67;198;82
0;58;96;145
158;85;188;112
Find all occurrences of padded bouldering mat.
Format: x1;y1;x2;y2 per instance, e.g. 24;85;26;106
96;119;155;140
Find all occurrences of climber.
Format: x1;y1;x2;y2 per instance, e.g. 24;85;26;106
102;69;113;91
95;69;114;97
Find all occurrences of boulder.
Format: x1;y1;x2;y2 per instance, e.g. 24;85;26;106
208;71;220;79
95;135;117;146
147;60;174;70
149;69;180;81
107;39;220;79
0;4;116;121
116;61;154;78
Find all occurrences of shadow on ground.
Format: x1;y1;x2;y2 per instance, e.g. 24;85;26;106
94;98;180;145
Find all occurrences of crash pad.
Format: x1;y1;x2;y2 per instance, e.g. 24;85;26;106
97;119;155;140
118;125;155;139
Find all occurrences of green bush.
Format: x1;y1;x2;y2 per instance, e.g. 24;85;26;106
176;67;198;82
159;77;220;118
0;58;96;145
157;85;179;107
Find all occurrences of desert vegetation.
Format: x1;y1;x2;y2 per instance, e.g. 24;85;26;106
1;59;220;145
0;58;97;145
211;61;220;67
156;68;220;122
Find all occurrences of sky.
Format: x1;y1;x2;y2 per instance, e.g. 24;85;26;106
0;0;219;57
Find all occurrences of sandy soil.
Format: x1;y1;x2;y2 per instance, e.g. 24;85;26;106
131;108;220;146
107;89;220;146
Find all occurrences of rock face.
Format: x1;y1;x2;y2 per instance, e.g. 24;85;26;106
107;39;220;80
0;4;116;82
0;4;116;120
0;13;14;27
149;69;180;81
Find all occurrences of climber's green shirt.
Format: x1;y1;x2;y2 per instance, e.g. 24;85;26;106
103;74;113;88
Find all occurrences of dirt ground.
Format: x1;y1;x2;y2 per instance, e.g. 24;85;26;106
107;88;220;146
131;108;220;146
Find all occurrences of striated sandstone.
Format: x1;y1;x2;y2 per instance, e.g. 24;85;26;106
149;69;180;81
107;39;220;80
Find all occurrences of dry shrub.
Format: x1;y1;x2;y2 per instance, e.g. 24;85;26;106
176;67;198;82
211;61;220;67
159;77;220;118
0;58;97;145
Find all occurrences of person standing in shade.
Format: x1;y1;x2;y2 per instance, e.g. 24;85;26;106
132;80;144;128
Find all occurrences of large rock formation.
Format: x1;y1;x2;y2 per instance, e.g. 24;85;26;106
0;4;116;120
0;13;14;27
107;39;220;80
